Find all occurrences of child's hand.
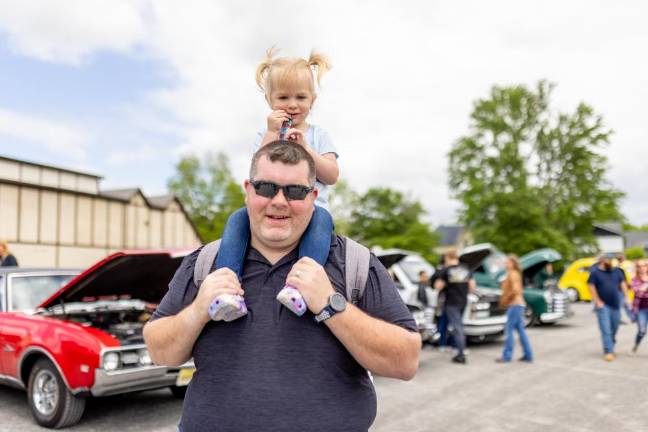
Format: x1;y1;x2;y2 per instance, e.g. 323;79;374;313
285;128;309;148
267;110;291;133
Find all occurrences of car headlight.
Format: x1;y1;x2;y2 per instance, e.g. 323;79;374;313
103;352;120;371
138;349;152;366
544;291;552;304
472;302;490;311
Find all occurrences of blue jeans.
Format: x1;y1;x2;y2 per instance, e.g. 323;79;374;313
214;206;334;278
595;304;621;354
635;309;648;347
444;305;465;355
502;305;533;361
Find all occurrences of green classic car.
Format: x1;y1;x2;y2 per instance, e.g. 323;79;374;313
464;244;572;326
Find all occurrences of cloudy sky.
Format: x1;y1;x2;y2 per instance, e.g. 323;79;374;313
0;1;646;225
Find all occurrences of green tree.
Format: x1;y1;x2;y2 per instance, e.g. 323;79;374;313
168;152;245;242
625;247;646;260
449;81;624;259
348;187;439;262
328;178;359;236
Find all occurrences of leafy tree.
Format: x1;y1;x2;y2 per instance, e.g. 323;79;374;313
328;178;359;236
625;247;646;260
449;81;624;259
348;187;439;262
168;152;245;242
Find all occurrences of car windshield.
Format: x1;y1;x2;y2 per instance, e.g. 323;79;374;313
399;258;435;283
484;252;507;276
10;274;77;311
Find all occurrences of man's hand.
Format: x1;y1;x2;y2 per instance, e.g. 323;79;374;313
595;299;604;309
285;257;335;314
190;268;244;325
266;109;291;134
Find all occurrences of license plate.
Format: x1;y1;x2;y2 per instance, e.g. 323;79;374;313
176;368;196;386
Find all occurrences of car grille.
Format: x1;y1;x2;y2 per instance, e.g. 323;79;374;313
489;301;507;317
548;292;569;315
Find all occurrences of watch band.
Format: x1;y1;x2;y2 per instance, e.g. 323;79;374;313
314;305;335;323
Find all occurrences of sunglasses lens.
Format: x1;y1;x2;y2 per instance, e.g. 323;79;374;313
254;182;278;198
285;185;309;200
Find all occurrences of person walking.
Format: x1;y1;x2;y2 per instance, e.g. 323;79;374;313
434;250;475;364
588;254;630;361
496;255;533;363
630;259;648;354
0;240;18;267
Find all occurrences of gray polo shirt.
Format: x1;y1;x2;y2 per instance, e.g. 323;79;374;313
152;235;417;432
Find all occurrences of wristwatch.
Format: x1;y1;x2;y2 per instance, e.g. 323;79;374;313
314;293;347;323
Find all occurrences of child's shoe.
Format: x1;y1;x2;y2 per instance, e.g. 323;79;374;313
208;294;248;322
276;285;307;316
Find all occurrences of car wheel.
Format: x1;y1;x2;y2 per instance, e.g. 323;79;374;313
523;307;537;327
566;288;579;303
27;358;86;428
169;385;188;399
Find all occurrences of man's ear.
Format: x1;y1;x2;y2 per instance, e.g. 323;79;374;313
312;186;318;200
244;179;251;203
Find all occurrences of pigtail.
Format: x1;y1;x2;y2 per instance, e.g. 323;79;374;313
255;46;279;92
307;51;332;87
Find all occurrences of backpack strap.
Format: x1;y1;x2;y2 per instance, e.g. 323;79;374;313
344;237;371;305
194;239;221;289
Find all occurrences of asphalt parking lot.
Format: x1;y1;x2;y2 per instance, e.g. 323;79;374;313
1;303;647;432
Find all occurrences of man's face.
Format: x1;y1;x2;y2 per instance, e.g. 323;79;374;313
245;156;317;253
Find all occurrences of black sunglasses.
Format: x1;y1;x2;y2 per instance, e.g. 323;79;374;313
250;180;314;201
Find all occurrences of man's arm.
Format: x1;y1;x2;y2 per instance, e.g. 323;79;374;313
434;278;446;291
143;268;243;366
588;283;604;309
287;257;420;381
468;278;476;293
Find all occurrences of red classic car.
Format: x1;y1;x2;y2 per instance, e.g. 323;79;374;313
0;249;195;429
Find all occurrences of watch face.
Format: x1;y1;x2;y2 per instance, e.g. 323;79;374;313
330;293;347;312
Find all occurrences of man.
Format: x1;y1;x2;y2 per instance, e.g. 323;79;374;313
588;254;630;361
417;270;430;307
433;250;475;364
534;262;557;289
143;141;420;432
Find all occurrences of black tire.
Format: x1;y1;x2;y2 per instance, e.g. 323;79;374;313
27;358;86;429
169;385;188;399
523;307;537;327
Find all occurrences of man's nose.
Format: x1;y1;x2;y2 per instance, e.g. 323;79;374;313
270;188;289;206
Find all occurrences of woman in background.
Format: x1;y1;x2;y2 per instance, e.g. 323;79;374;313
496;254;533;363
630;259;648;354
0;240;18;267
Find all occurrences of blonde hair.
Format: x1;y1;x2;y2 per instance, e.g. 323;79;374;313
0;240;9;255
507;254;522;274
255;47;331;96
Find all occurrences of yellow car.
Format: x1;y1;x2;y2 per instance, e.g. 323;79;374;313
559;257;635;302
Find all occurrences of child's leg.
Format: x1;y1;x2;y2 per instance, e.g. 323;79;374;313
213;207;250;280
298;206;334;265
208;208;249;322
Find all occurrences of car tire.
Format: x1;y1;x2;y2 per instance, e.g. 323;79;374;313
523;307;537;327
566;288;579;303
169;385;188;399
27;358;86;429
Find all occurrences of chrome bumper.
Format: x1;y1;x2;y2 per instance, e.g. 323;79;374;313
91;362;194;397
464;316;507;336
540;310;573;323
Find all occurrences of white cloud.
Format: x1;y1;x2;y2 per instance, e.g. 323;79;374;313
0;0;149;65
106;143;156;165
0;108;89;159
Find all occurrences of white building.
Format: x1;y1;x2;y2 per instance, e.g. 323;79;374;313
0;155;201;268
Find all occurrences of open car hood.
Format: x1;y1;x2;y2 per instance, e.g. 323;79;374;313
374;249;409;269
38;249;193;309
520;248;562;280
459;243;496;272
